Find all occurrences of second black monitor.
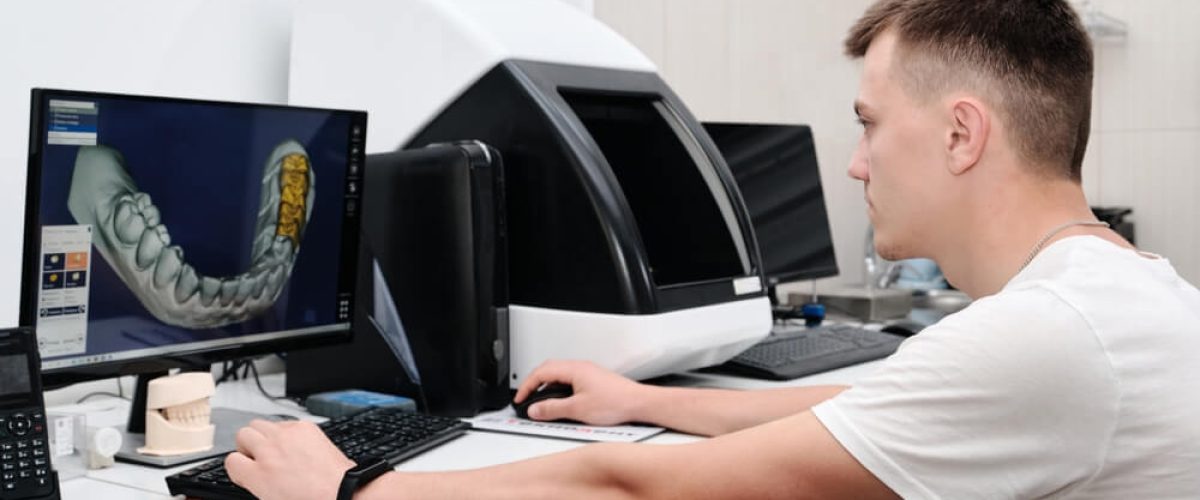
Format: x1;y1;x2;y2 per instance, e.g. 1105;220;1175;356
703;123;839;285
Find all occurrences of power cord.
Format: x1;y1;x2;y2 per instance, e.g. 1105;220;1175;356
74;377;131;403
246;357;303;404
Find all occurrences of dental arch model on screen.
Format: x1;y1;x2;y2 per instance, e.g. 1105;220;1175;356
66;140;314;328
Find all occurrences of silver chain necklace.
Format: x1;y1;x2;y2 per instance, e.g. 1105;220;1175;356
1020;220;1110;271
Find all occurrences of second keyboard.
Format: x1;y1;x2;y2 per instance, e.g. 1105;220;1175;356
710;323;905;380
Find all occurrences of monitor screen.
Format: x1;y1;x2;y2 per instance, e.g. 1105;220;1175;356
703;123;839;285
23;89;366;374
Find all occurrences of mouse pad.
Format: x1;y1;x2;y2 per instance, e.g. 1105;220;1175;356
468;408;664;443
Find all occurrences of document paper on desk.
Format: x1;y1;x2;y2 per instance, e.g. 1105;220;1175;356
469;408;665;443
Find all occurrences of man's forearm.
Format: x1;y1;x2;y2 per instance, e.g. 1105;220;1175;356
357;442;644;500
355;409;890;500
630;384;847;436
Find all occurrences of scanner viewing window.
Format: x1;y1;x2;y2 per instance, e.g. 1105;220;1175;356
561;91;749;286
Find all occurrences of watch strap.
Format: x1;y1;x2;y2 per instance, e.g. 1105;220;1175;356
336;456;392;500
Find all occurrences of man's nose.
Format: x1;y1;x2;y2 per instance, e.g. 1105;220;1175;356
848;137;869;181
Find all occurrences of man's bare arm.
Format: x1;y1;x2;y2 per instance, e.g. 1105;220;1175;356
629;384;847;436
358;410;896;500
514;360;846;436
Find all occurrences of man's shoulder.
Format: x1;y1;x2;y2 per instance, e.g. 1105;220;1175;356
895;285;1115;394
934;283;1089;340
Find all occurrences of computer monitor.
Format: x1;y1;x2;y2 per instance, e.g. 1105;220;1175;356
20;88;365;462
703;123;839;301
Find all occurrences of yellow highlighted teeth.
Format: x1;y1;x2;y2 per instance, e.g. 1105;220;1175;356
277;153;310;247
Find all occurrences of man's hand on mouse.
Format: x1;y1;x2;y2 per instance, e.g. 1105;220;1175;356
224;419;356;500
514;360;650;425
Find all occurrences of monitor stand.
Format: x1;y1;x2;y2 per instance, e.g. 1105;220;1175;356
113;372;284;468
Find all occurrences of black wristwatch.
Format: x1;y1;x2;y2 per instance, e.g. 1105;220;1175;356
336;456;392;500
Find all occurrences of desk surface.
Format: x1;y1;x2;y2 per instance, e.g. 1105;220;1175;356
49;361;883;499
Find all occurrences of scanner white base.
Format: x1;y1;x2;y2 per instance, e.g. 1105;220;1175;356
509;298;771;387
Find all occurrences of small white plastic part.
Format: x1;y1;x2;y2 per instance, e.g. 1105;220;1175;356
85;426;122;468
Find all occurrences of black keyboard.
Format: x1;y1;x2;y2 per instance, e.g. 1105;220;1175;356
710;324;905;380
166;407;471;499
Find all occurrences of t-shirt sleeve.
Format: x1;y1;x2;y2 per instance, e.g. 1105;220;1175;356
811;287;1119;499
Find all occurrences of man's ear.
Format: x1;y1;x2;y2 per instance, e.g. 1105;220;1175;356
945;98;989;176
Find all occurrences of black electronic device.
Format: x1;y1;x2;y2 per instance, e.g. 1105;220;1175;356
880;319;925;338
407;61;771;384
22;88;366;466
287;142;509;417
512;383;574;420
702;123;839;306
709;324;903;380
165;406;470;499
0;327;59;500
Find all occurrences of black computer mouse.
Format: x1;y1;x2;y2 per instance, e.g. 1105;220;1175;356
512;383;574;419
881;319;925;337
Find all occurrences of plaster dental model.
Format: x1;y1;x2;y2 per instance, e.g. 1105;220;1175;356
136;372;216;456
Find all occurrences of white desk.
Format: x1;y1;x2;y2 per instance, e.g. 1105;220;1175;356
49;361;883;499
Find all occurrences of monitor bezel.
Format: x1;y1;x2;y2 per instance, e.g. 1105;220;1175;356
21;88;367;387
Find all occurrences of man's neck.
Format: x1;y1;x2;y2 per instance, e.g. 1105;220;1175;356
934;177;1105;299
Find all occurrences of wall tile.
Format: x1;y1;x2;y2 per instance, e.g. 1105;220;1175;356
660;0;732;119
1096;130;1200;283
1093;0;1200;132
593;0;667;68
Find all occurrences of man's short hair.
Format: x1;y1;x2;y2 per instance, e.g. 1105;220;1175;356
845;0;1093;181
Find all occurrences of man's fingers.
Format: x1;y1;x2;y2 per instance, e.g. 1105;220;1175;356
514;361;576;403
248;419;281;438
224;452;260;492
235;426;269;459
528;397;576;421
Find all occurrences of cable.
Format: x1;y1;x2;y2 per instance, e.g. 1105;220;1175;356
246;357;301;404
75;391;127;404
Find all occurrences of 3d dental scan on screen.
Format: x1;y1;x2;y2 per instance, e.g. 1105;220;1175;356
21;88;367;466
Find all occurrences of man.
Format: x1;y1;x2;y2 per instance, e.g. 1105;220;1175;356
225;0;1200;498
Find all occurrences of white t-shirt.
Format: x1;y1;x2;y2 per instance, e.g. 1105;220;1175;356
812;236;1200;499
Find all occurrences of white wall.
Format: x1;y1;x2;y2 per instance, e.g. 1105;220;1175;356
1086;0;1200;286
595;0;1200;291
0;0;295;326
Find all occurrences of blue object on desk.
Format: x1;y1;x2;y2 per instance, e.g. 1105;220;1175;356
801;303;826;327
305;390;417;418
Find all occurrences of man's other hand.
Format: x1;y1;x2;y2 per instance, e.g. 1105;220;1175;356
225;419;356;500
